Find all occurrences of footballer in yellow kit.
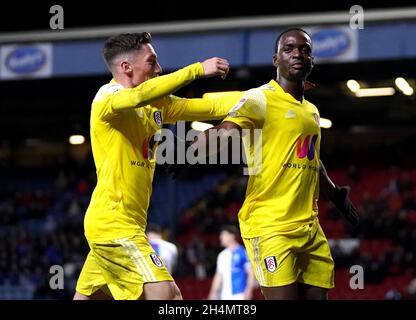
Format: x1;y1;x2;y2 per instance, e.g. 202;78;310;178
75;59;242;299
223;79;334;289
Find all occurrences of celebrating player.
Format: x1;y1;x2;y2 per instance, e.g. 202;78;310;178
74;32;241;300
184;28;359;299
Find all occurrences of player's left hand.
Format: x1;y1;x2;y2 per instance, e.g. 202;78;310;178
330;185;360;227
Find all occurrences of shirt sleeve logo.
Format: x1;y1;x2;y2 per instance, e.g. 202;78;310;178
150;253;164;268
153;111;163;128
313;113;320;126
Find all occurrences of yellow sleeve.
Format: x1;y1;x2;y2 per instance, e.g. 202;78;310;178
222;88;267;129
93;62;204;120
160;91;244;124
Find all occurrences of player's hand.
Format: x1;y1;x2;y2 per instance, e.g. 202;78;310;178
201;57;229;79
330;185;360;227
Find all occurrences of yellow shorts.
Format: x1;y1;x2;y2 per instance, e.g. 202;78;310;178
243;219;334;289
75;234;173;300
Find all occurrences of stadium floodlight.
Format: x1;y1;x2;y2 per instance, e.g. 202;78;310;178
69;135;85;145
319;117;332;129
395;77;414;96
191;121;214;132
346;80;360;93
354;87;395;97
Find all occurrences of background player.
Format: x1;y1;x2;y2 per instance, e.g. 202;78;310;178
146;223;178;274
207;225;255;300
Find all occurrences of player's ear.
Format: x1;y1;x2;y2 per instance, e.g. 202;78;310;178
121;60;132;74
272;53;279;68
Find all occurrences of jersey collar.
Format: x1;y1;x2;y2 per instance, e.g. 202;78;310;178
110;78;124;88
268;79;308;105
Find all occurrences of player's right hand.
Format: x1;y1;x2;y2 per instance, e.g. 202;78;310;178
201;57;229;79
330;185;360;227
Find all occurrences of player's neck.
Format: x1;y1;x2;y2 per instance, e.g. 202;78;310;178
227;242;239;250
276;77;304;102
113;75;135;88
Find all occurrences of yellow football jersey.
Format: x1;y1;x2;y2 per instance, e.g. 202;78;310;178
85;62;241;242
223;80;321;238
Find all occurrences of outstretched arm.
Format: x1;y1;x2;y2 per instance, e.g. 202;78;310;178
157;92;243;124
110;57;230;112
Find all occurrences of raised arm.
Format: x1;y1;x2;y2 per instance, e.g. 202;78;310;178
157;92;243;124
166;90;264;178
110;57;230;112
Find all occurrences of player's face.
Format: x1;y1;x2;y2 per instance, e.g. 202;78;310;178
219;231;234;247
273;31;313;81
130;43;162;86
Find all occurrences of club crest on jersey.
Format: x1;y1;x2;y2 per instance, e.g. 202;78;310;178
264;256;277;273
313;113;320;126
153;111;163;128
150;253;163;268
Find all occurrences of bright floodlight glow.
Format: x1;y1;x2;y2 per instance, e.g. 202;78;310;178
355;87;395;97
395;77;414;96
191;121;214;132
69;135;85;145
347;80;360;93
319;118;332;129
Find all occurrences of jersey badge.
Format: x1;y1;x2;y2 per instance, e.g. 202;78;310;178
150;253;164;268
264;256;278;273
153;111;163;128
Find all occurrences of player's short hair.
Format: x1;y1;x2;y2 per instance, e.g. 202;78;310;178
103;32;152;68
220;225;240;237
274;27;311;53
146;223;162;234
